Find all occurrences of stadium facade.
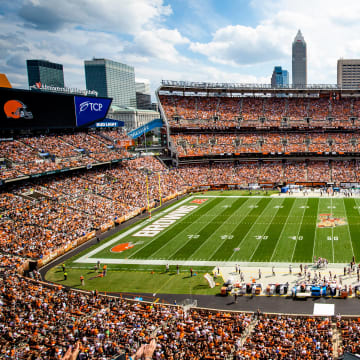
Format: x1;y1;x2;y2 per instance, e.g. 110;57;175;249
157;80;360;188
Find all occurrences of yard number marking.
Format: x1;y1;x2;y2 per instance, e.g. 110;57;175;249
254;235;268;240
289;236;303;240
187;234;200;239
220;234;234;240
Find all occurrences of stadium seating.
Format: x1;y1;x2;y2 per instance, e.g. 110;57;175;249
0;129;132;181
1;89;360;359
160;94;360;129
0;253;348;359
0;157;186;259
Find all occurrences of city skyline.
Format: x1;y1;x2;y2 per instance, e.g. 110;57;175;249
1;0;360;95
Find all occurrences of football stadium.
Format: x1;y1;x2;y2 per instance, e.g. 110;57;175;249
4;80;360;359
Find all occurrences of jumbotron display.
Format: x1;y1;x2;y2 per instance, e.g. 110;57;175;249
0;87;111;129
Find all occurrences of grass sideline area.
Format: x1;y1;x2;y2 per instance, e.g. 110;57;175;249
45;266;221;295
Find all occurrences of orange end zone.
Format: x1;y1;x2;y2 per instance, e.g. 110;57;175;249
111;242;134;253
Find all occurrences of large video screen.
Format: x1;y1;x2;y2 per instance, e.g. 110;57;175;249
0;88;112;130
0;88;77;129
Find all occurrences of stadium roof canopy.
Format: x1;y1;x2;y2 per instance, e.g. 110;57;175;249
158;80;360;96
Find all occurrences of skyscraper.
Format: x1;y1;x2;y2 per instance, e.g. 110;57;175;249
337;59;360;88
135;81;151;109
292;30;307;87
271;66;289;87
84;58;136;107
27;60;64;88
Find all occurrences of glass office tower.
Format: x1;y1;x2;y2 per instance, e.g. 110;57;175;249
27;60;64;88
271;66;289;87
84;58;136;107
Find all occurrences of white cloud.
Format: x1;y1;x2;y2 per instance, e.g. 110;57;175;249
190;24;287;66
190;0;360;84
4;0;360;92
18;0;172;33
127;28;190;63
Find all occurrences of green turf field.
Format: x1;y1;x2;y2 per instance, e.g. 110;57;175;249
72;194;360;267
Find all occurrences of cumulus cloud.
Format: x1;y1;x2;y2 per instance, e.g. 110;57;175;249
125;28;190;63
18;0;172;33
190;24;287;66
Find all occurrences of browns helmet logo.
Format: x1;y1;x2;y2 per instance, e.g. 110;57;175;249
4;100;33;120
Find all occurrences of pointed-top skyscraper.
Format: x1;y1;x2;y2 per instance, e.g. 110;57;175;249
292;30;307;87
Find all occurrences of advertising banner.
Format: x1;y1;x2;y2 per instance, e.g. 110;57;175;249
128;118;163;139
0;87;76;128
74;96;112;127
90;119;124;128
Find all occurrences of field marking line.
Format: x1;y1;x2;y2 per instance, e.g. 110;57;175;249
346;198;356;259
248;198;285;262
269;198;297;262
154;274;177;294
227;198;276;262
75;195;194;262
128;199;208;259
331;197;334;263
149;198;229;259
336;198;352;263
191;197;258;260
195;195;269;198
312;197;321;262
290;198;308;263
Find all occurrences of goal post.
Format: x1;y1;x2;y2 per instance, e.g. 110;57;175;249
146;172;162;217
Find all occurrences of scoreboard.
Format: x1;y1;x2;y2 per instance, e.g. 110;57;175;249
0;87;112;129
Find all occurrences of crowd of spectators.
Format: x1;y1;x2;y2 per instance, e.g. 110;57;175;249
161;94;360;129
337;318;360;356
177;161;359;185
0;255;345;360
171;133;359;157
0;129;132;181
0;157;186;259
0;260;256;360
236;315;333;359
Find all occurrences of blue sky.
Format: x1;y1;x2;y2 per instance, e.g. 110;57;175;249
1;0;360;95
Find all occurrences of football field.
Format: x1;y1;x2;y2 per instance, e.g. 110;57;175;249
75;194;360;267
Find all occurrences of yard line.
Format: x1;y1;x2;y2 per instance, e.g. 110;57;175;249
195;195;267;198
227;198;275;261
290;198;308;263
331;197;334;263
311;197;321;262
346;198;357;258
248;199;284;262
347;199;355;258
130;197;222;259
269;198;297;262
202;198;259;261
149;198;230;258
